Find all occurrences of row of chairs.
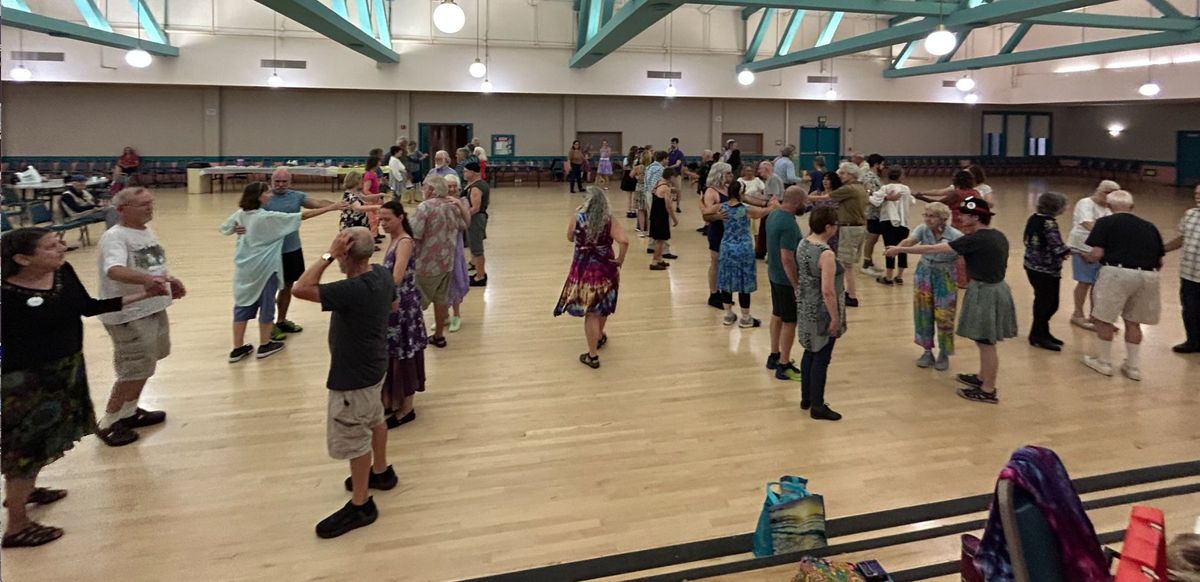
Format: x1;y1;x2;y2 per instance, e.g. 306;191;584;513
1;188;109;245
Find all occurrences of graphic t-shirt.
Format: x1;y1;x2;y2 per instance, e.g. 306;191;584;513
97;224;172;325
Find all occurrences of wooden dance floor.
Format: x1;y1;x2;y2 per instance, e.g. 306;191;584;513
5;176;1198;581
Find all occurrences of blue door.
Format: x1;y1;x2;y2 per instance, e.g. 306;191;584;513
1178;130;1200;187
799;126;840;174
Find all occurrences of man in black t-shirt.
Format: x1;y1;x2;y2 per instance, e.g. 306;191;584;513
1081;190;1165;382
292;227;398;539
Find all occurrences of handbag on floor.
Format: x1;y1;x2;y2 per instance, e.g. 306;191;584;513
753;476;828;557
1115;506;1167;582
791;556;865;582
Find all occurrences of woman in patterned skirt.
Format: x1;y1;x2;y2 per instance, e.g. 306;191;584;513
712;180;777;328
378;201;429;428
894;202;963;371
596;140;614;190
2;228;165;547
554;187;630;369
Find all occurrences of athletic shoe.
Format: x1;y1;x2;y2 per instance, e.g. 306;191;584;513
1120;363;1142;381
775;362;801;381
957;387;998;404
662;253;679;260
256;341;286;359
275;320;303;333
448;316;462;333
1082;355;1113;376
765;352;780;370
810;406;842;421
956;373;983;388
722;312;738;326
934;351;950;371
270;327;286;342
844;294;860;308
738;316;762;328
343;465;399;492
229;344;253;363
315;498;378;539
469;276;488;287
860;265;881;277
915;351;934;368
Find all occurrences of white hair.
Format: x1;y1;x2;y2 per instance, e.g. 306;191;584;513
1095;180;1121;196
423;174;448;198
473;147;488;162
1106;189;1134;208
443;174;461;187
112;186;150;208
707;162;733;188
838;161;863;182
435;150;449;162
343;227;375;260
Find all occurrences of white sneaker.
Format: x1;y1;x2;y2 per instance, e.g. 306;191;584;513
722;312;738;326
1120;363;1142;381
1082;355;1113;377
859;265;880;276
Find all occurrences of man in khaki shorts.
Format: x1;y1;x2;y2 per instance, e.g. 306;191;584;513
807;161;868;307
1080;190;1165;381
96;188;186;447
411;174;466;348
292;227;397;539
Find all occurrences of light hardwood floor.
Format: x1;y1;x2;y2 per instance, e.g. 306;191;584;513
3;176;1198;581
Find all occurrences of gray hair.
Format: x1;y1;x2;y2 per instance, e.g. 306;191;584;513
1106;189;1134;209
112;186;150;208
1095;180;1121;196
837;161;863;182
443;174;461;187
758;160;774;173
707;162;733;188
1036;191;1068;216
435;150;449;162
343;227;375;260
423;174;448;198
781;144;796;157
581;186;611;243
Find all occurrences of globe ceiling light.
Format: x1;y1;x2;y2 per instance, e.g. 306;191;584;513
433;0;466;34
924;26;956;57
824;88;838;101
1137;81;1161;97
955;76;976;92
737;69;755;86
468;59;487;79
665;83;677;98
10;64;32;81
267;72;284;88
481;79;493;93
125;48;153;68
964;92;980;104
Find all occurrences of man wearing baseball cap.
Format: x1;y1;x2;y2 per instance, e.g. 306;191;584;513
887;196;1016;404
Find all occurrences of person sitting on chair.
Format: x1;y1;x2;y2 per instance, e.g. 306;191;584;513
59;175;104;220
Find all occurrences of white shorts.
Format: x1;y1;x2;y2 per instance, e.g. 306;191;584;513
1091;266;1161;325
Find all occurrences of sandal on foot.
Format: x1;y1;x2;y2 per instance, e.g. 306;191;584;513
3;488;67;508
579;353;600;369
2;523;64;548
429;336;447;348
598;333;608;349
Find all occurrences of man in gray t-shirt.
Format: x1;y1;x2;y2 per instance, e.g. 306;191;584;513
292;227;397;540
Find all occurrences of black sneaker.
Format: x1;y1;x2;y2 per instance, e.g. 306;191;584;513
810;405;842;421
228;344;253;363
956;373;983;388
315;498;378;539
344;465;399;492
468;275;488;287
765;352;780;370
626;211;637;219
646;248;655;254
844;294;860;308
957;387;998;404
96;420;139;447
256;341;286;359
386;410;416;429
662;253;679;260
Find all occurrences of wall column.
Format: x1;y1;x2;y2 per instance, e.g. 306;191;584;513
202;87;221;158
395;91;412;143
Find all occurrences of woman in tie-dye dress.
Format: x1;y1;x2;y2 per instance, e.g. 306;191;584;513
554;187;630;369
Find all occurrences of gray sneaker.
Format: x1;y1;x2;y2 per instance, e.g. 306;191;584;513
934;351;950;371
916;351;935;368
722;312;738;326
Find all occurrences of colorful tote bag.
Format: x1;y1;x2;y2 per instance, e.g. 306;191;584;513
791;557;865;582
753;476;828;557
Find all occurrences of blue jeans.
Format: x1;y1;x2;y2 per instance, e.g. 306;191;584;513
800;337;837;407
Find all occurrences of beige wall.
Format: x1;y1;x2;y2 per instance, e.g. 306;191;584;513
2;83;1194;165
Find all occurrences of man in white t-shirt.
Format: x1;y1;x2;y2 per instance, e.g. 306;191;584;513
1067;180;1119;330
95;187;186;447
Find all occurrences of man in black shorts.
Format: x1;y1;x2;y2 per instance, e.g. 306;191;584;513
765;186;808;380
260;168;340;339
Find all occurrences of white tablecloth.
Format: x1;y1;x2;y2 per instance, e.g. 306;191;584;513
198;166;337;177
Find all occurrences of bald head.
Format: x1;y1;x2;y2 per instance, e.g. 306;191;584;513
343;227;375;261
271;167;292;193
781;185;807;211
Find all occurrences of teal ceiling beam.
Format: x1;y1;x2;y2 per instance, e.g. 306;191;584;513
744;8;776;63
128;0;167;44
370;0;390;44
600;0;615;25
1;0;32;10
815;11;844;47
1145;0;1184;18
253;0;399;62
742;0;1108;73
576;0;593;51
884;26;1200;77
776;9;806;56
353;0;373;34
710;0;951;17
937;29;969;63
331;0;350;19
587;0;605;41
75;0;113;31
999;22;1030;54
890;40;916;69
742;7;760;20
2;6;178;56
569;0;685;68
890;15;917;27
1028;13;1198;31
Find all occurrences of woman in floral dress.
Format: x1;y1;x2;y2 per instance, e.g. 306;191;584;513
714;181;776;328
554;187;629;369
444;175;472;333
378;201;428;428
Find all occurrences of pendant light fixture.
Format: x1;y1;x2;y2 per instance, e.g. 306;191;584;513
126;1;153;68
964;92;979;104
468;3;486;78
955;75;975;92
267;13;284;87
923;2;955;57
10;30;32;81
737;69;755;86
433;0;466;34
479;0;493;93
824;58;837;100
1136;5;1160;97
664;15;676;97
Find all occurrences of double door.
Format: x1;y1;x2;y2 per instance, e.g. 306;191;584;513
799;126;841;173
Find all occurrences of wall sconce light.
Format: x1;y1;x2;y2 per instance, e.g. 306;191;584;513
1106;123;1125;137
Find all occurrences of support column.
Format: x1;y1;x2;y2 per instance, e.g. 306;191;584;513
395;91;412;144
710;99;723;150
203;87;221;158
562;95;577;155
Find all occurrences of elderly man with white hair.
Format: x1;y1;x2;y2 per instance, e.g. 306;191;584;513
807;162;869;307
773;145;800;188
1067;179;1121;330
428;150;456;179
292;227;396;539
411;175;467;347
1080;190;1166;381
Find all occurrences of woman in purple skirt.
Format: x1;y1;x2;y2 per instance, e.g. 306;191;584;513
445;175;472;332
379;200;428;428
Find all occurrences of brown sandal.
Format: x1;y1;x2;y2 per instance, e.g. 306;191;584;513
2;522;64;548
3;488;67;508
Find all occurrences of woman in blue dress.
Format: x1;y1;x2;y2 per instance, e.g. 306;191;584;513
711;181;778;327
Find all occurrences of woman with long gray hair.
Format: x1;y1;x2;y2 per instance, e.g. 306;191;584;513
554;186;630;369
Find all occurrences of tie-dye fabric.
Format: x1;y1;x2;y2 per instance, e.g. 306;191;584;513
912;261;958;353
554;213;620;317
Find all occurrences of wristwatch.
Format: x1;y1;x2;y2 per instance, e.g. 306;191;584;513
321;253;334;263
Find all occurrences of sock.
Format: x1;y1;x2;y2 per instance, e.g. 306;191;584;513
98;410;122;430
1096;338;1114;364
1125;342;1141;368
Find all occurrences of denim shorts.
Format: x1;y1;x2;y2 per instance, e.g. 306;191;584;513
1071;254;1102;284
